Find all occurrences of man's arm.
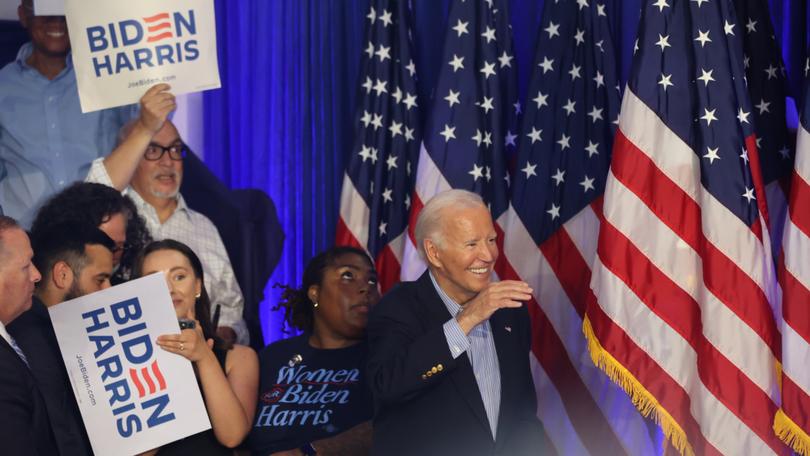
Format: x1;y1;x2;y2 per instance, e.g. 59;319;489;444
367;280;533;407
199;215;250;345
101;84;176;190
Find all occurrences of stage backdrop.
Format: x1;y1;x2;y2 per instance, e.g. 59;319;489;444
199;0;808;344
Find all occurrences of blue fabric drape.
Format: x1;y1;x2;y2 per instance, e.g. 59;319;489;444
204;0;365;342
202;0;806;345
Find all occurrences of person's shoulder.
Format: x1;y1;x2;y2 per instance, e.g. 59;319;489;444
0;59;22;99
0;59;17;79
371;277;424;319
183;202;222;234
258;333;307;360
225;343;259;373
381;278;421;302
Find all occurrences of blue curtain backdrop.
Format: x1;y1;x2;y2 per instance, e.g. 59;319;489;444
202;0;808;345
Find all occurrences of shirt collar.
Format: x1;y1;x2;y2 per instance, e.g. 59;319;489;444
128;188;190;221
428;270;463;317
0;320;12;346
15;41;73;75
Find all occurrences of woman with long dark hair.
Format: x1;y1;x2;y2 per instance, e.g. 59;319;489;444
134;239;258;454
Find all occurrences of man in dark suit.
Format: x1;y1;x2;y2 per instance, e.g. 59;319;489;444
8;221;115;455
0;215;58;455
367;190;545;455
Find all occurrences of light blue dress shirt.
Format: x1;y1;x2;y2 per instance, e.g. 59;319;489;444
0;42;135;226
432;272;502;439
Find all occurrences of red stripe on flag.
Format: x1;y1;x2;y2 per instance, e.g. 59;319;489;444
598;220;783;453
495;238;628;456
374;245;401;293
780;265;810;345
585;303;722;455
611;132;780;357
538;227;588;318
407;191;424;245
782;374;810;433
335;217;364;249
788;171;810;239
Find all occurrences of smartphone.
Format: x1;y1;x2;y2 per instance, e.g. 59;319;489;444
178;319;196;330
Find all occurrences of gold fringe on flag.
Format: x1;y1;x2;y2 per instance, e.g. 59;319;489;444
582;316;695;456
774;408;810;456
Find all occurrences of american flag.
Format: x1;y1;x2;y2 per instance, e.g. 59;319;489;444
336;0;421;292
494;1;659;454
734;0;794;253
399;0;518;281
774;57;810;455
583;0;785;454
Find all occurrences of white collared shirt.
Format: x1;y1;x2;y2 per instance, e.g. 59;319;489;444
87;158;249;344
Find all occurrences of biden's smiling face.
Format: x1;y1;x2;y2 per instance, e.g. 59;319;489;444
427;205;498;305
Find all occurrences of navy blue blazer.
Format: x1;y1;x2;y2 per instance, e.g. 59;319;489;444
0;326;59;455
8;297;92;455
367;272;545;456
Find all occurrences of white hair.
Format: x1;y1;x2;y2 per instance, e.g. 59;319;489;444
414;189;486;257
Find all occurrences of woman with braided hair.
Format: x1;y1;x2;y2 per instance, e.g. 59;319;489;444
250;246;379;456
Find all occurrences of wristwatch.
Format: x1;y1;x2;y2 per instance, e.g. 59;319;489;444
299;443;317;455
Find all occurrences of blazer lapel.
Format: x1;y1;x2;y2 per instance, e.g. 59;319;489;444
0;335;27;370
415;272;492;437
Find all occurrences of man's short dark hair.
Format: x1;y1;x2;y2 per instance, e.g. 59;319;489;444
30;222;115;285
31;182;152;281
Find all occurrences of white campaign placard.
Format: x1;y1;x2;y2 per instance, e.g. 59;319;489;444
64;0;221;113
49;273;211;456
34;0;65;15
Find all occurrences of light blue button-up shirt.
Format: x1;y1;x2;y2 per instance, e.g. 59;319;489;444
432;272;501;439
0;42;135;226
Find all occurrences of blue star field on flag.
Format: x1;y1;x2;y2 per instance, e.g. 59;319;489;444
734;0;794;184
509;0;620;245
420;0;519;219
631;0;761;227
341;0;421;274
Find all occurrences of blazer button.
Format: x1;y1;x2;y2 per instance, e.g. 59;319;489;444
437;364;443;371
422;374;427;380
431;366;438;374
427;371;433;377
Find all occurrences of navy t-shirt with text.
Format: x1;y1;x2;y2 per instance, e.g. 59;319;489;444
249;334;372;455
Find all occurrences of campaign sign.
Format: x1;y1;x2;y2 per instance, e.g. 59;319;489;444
64;0;221;112
34;0;65;15
49;273;211;456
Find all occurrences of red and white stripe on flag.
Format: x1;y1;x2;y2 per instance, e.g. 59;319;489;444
336;0;422;293
584;88;785;455
497;200;660;455
773;64;810;455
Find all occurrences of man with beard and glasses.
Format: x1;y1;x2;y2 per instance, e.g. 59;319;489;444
0;0;136;226
86;86;249;346
7;221;114;455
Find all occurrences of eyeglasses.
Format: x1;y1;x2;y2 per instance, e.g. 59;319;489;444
144;142;188;161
